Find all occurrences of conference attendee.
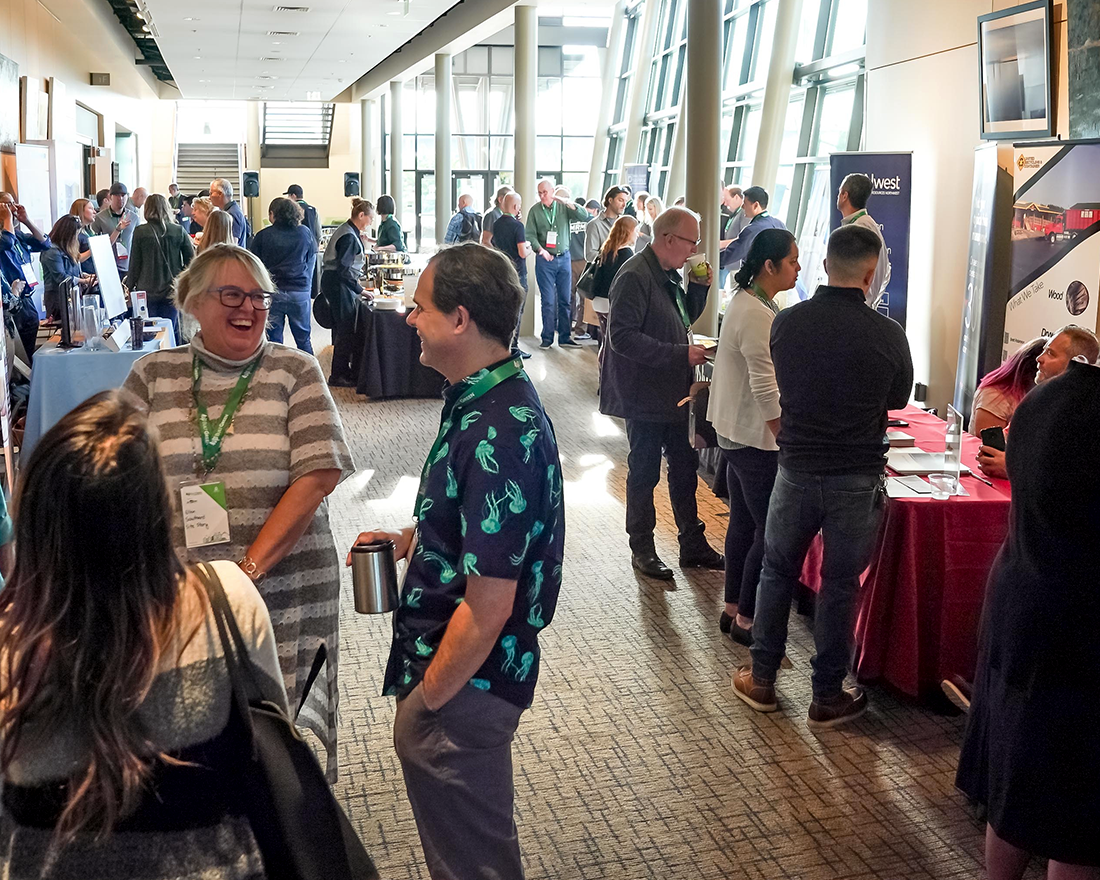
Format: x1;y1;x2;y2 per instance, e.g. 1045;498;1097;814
126;193;194;343
190;195;213;237
632;190;649;219
636;192;653;250
525;178;589;349
322;198;374;386
490;191;531;358
194;210;235;254
673;196;687;207
718;185;749;289
0;191;51;291
956;355;1100;880
481;184;513;246
177;193;195;234
209;177;248;246
250;196;317;353
168;181;182;209
90;182;139;276
350;242;564;880
600;206;724;580
838;173;890;308
558;188;592;341
733;225;912;727
591;214;638;370
70;197;97;272
0;391;292;877
969;337;1045;436
719;186;786;273
128;186;148;224
585;186;629;263
645;195;665;228
708;229;798;647
95;188;110;211
374;194;406;252
977;325;1100;480
123;244;354;780
284;183;322;297
40;214;93;320
443;192;481;244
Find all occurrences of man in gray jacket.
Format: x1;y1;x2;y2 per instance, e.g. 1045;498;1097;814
600;206;725;580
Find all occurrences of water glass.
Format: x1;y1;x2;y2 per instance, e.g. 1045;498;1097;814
928;473;957;500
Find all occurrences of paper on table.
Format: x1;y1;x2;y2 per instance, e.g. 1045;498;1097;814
886;477;923;498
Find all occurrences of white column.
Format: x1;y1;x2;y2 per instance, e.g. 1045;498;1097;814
685;0;722;336
435;53;453;246
514;3;538;337
244;101;261;231
360;98;376;202
586;0;628;202
665;99;688;204
751;0;804;195
389;80;404;220
620;0;662;166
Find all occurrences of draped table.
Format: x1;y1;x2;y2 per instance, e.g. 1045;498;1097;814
353;301;445;400
800;405;1011;699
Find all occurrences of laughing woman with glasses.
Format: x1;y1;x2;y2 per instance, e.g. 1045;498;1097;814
123;244;355;781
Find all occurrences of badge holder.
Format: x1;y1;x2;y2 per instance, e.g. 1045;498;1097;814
180;479;231;549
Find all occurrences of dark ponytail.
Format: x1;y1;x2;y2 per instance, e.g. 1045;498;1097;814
733;228;797;290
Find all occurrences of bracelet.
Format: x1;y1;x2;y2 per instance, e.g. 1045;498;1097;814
237;556;266;584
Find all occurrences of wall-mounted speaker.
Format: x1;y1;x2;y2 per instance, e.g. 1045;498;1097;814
344;172;360;197
242;171;260;198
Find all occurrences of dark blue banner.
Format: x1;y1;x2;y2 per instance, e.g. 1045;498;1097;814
830;152;913;328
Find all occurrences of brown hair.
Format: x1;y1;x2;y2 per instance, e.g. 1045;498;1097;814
48;214;82;262
196;211;235;253
142;193;174;226
351;198;375;221
269;197;303;227
0;391;197;843
70;198;91;224
599;215;638;263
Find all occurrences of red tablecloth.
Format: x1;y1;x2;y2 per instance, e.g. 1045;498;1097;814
800;405;1011;698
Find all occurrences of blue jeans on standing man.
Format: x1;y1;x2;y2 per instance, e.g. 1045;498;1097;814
533;252;574;346
267;288;314;354
749;466;885;701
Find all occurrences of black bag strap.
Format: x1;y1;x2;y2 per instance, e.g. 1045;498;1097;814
295;644;327;722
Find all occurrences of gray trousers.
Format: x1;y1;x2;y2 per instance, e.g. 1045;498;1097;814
394;684;526;880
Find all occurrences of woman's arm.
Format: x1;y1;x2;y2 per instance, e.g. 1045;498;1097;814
970;407;1008;435
242;468;342;577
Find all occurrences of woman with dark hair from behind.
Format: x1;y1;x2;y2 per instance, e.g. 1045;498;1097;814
40;214;94;320
592;214;638;371
0;391;287;878
956;354;1100;880
969;336;1045;436
707;228;799;645
249;196;317;354
374;194;405;252
126;193;194;343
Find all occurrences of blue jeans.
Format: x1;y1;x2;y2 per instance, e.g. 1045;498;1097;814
750;466;885;700
267;288;314;354
533;253;573;345
147;298;180;347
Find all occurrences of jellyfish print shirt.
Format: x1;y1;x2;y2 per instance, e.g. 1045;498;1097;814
382;357;566;710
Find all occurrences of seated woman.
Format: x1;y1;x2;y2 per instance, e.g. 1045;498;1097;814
40;214;94;320
373;194;406;252
969;337;1045;436
0;391;287;877
123;244;354;780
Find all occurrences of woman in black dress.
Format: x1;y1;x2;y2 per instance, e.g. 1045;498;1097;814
956;356;1100;879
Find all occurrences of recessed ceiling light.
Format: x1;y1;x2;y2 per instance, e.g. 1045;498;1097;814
193;55;202;59
271;5;310;11
183;16;198;20
198;78;211;82
271;41;281;45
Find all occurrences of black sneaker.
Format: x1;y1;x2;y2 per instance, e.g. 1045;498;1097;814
539;341;553;350
807;686;868;730
516;348;533;359
559;338;582;347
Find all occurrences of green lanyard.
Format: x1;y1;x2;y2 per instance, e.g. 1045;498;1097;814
192;354;261;475
415;357;525;519
543;202;558;246
843;209;867;224
751;283;779;315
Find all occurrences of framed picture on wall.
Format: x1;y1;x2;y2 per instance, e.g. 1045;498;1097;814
977;0;1053;140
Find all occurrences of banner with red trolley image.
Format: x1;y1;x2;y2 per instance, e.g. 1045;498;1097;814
1004;140;1100;357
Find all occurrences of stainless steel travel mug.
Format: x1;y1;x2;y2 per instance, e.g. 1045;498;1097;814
351;539;399;614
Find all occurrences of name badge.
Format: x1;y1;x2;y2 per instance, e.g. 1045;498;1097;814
181;481;231;548
20;261;37;285
545;230;558;249
116;242;128;259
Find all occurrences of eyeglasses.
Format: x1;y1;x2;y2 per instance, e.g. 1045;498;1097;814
667;232;701;247
210;286;274;311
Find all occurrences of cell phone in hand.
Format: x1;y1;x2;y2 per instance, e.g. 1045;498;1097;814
888;418;909;428
980;426;1006;452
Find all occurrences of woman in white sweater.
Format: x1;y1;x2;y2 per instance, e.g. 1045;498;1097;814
708;229;799;645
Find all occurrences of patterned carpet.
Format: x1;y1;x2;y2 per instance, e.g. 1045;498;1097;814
311;326;1014;880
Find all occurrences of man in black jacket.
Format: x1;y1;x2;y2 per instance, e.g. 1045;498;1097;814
285;184;322;297
600;206;724;580
733;224;913;729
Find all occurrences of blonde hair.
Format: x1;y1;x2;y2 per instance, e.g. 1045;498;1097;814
143;193;174;226
196;211;235;253
191;197;214;225
645;195;665;221
174;244;274;315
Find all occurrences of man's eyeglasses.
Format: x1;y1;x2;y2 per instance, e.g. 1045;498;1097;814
211;286;274;311
667;232;701;246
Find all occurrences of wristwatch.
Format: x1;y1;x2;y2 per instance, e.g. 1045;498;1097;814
237;556;267;584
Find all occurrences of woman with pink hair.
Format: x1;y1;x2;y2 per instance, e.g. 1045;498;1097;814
969;337;1046;436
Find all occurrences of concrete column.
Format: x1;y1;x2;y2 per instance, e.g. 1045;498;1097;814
665;99;688;204
751;0;804;195
361;98;377;202
621;0;663;166
514;3;538;336
586;0;628;201
684;0;722;336
435;52;453;246
389;80;404;221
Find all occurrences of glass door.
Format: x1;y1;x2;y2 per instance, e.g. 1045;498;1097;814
452;172;489;215
416;171;435;252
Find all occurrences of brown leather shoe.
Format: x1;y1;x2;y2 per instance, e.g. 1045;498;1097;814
731;664;777;712
807;686;868;730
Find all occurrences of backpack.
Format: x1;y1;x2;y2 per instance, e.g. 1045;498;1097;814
457;210;482;243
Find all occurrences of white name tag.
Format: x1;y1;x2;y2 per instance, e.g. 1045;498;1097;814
545;230;558;248
181;481;231;549
20;261;37;285
115;242;128;259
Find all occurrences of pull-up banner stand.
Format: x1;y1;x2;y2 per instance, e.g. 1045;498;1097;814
830;151;913;329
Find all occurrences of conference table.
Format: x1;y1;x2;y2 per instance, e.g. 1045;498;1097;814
21;319;176;460
353;300;445;400
800;405;1011;700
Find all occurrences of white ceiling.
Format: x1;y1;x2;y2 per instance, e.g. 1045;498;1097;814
140;0;464;101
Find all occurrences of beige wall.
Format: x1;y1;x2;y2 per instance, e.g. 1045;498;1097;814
0;0;174;196
866;0;1068;411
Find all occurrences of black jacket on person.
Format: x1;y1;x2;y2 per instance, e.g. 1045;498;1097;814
599;246;709;422
249;223;316;292
40;245;83;319
592;246;633;301
125;221;194;302
770;284;913;475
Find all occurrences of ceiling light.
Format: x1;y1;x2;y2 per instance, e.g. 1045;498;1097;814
193;55;202;59
266;30;298;36
271;5;310;11
136;11;145;20
183;16;198;20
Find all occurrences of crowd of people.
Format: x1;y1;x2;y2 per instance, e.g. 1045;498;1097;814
0;167;1096;880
